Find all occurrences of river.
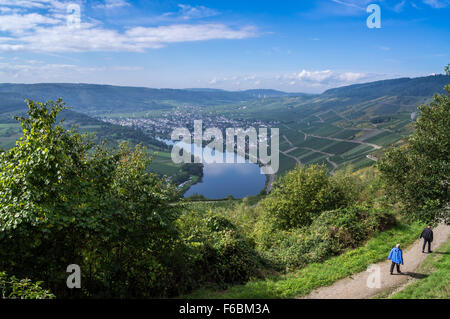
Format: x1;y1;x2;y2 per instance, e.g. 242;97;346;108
160;139;266;199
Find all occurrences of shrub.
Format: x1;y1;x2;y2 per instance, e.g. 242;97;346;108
177;211;262;290
261;165;359;230
253;206;396;271
0;271;55;299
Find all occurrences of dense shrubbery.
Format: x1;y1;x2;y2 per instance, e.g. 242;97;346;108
185;167;394;274
252;205;395;270
0;271;54;299
0;100;182;298
260;165;361;230
177;212;262;290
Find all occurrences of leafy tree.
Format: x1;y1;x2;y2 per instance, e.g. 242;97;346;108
261;164;357;230
176;211;261;290
0;99;181;297
378;66;450;223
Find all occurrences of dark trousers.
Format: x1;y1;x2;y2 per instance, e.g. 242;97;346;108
422;239;432;252
390;261;401;273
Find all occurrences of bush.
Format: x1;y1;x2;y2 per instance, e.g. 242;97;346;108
177;211;262;290
0;271;55;299
253;206;396;271
261;165;359;230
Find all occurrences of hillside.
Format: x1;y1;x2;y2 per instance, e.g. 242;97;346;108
0;83;305;117
211;75;450;174
0;97;182;179
1;74;448;179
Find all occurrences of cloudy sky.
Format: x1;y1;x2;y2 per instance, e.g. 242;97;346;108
0;0;449;93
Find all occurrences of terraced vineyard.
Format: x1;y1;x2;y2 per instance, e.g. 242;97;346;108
251;109;416;176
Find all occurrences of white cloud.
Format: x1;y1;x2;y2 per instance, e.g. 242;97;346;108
394;0;406;12
293;69;367;85
94;0;130;10
2;23;257;52
177;4;218;20
126;24;256;45
0;60;144;82
0;0;71;11
330;0;366;10
423;0;450;8
0;13;61;34
337;72;366;82
206;69;380;92
296;69;334;82
0;1;257;52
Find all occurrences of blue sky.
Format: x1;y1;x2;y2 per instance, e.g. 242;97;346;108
0;0;448;93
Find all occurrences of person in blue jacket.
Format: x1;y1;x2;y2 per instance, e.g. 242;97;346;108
388;243;404;275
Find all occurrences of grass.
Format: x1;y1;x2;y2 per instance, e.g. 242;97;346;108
148;151;182;176
183;221;424;299
386;241;450;299
184;195;265;213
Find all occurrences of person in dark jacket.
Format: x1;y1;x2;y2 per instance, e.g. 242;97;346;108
388;244;403;274
420;225;433;253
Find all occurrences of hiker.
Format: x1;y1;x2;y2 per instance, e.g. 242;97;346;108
420;225;433;253
388;244;403;275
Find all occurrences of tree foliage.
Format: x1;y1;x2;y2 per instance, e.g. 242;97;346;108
378;66;450;223
0;271;55;299
261;164;360;230
0;99;181;298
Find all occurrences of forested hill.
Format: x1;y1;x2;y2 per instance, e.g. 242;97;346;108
0;83;301;116
0;75;448;119
0;91;167;151
322;75;449;99
276;74;450;120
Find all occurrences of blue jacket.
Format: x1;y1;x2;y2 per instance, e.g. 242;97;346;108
388;247;403;264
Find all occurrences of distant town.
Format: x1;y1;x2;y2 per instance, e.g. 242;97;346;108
100;106;279;141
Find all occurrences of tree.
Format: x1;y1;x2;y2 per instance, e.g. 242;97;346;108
261;164;357;230
0;99;181;297
378;66;450;223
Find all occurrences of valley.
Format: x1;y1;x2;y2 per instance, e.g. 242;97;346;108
0;74;448;198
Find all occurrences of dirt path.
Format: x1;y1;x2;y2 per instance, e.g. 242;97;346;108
301;223;450;299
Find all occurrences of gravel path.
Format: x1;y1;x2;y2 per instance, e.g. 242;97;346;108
300;223;450;299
